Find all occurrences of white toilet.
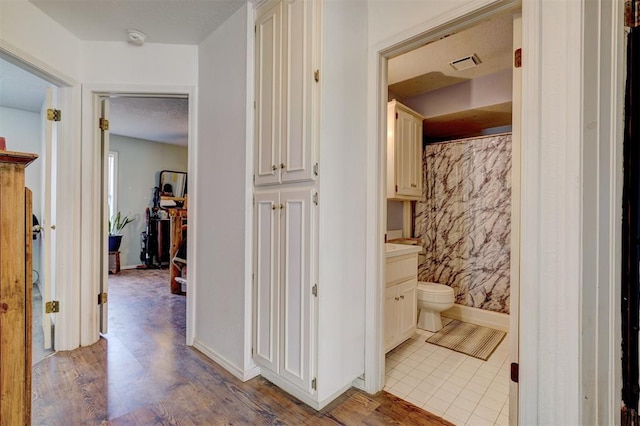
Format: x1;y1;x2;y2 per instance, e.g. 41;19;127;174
416;282;455;332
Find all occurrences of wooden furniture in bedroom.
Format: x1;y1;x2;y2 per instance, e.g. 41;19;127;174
108;251;121;274
0;150;37;425
169;209;187;294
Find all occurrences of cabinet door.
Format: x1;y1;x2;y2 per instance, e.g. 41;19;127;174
397;279;418;340
253;192;280;372
255;1;283;186
279;188;314;392
281;0;317;184
396;108;422;198
384;285;398;353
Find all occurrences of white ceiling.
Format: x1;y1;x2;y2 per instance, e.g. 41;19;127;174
388;12;513;99
29;0;247;45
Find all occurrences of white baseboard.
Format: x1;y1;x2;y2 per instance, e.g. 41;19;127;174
442;303;509;331
192;338;261;382
260;369;353;411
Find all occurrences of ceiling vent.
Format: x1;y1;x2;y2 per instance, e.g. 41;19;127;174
449;54;480;71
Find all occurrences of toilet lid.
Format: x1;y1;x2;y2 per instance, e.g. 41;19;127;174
418;282;454;295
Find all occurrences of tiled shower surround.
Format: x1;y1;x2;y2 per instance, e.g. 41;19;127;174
415;133;512;314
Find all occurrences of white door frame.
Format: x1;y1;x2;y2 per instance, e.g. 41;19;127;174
0;42;82;352
363;0;623;424
80;84;197;348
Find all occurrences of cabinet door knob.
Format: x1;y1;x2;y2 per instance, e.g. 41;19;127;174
50;225;56;230
395;296;400;301
272;205;277;210
272;165;277;171
400;295;405;299
279;204;284;210
280;163;286;169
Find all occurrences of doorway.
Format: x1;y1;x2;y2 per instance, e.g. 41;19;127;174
81;86;195;344
95;93;192;337
370;3;522;425
0;55;66;363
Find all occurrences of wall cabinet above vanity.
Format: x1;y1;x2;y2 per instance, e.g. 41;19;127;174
387;100;424;200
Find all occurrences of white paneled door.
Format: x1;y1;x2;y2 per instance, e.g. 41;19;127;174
254;191;280;372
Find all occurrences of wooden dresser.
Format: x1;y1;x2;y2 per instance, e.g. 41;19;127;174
0;150;37;425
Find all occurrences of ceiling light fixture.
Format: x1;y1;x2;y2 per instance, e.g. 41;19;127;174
127;29;147;46
449;54;481;71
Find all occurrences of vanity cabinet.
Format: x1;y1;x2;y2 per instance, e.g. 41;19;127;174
0;150;37;425
387;100;424;200
385;251;418;353
254;0;318;187
253;188;315;393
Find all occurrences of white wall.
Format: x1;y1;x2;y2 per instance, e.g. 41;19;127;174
81;42;198;85
316;0;369;400
0;0;81;82
0;106;44;282
402;69;512;118
195;4;253;377
110;135;187;268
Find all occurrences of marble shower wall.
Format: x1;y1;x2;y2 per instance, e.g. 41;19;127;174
415;133;511;314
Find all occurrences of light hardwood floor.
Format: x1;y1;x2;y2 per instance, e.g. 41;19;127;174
32;269;452;425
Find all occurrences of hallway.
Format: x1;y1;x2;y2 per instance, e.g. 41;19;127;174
31;269;452;425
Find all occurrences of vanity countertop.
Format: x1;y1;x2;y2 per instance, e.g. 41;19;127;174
385;243;422;258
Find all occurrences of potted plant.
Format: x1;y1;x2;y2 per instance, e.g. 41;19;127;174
108;211;134;252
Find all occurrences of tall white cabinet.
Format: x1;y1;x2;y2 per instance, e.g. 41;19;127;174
387;100;424;200
253;0;364;410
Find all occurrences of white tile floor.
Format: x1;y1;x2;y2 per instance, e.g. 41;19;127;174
384;318;510;426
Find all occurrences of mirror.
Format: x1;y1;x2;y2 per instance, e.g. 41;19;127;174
158;170;187;208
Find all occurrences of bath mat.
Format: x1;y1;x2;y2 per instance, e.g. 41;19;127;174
426;320;506;361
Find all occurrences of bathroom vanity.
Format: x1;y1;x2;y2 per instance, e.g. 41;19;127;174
385;243;422;352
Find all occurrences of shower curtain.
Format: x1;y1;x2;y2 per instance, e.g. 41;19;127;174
415;133;512;314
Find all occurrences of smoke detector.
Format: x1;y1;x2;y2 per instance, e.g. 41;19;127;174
449;54;481;71
127;29;147;46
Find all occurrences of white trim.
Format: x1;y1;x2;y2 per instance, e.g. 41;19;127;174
442;305;509;332
80;84;197;349
0;40;77;87
192;338;261;382
0;43;82;352
260;369;351;411
579;1;624;424
244;3;258;377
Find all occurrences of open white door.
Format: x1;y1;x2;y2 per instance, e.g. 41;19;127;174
41;87;57;350
99;98;110;334
509;12;522;425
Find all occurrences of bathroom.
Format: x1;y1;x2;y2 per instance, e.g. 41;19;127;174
382;10;519;426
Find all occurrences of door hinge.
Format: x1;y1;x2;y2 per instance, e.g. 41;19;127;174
395;185;398;193
45;300;60;314
47;109;61;122
99;118;110;131
314;69;320;82
313;162;319;176
311;377;317;390
312;283;318;297
98;292;108;305
251;347;254;356
514;48;522;68
313;192;318;206
395;112;398;120
510;362;519;383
